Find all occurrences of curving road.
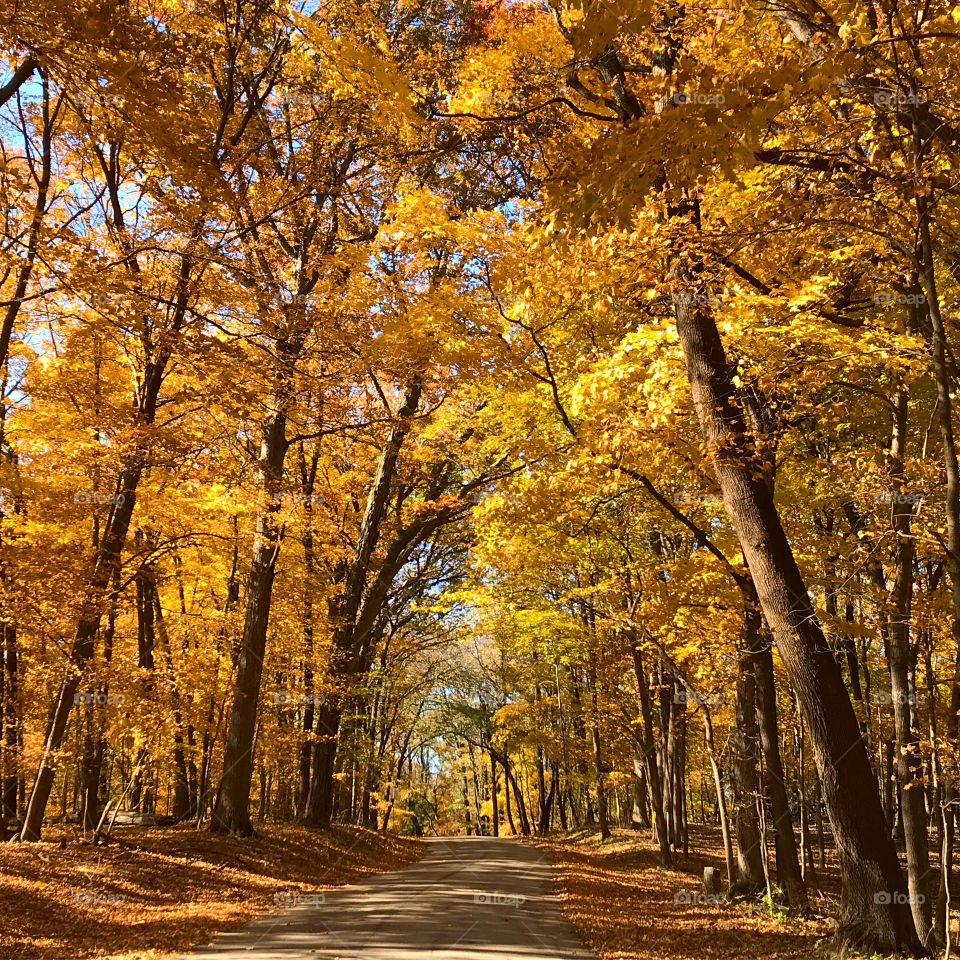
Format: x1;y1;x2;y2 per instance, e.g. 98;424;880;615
175;836;598;960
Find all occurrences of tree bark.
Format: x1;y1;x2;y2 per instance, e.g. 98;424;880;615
671;286;921;953
883;386;934;947
302;377;423;827
490;752;499;836
731;623;765;895
914;187;960;948
211;405;289;835
752;629;808;910
629;638;671;865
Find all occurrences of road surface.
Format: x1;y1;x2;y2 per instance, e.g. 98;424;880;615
174;836;598;960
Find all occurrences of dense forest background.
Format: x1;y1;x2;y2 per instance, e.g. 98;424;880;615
1;0;959;955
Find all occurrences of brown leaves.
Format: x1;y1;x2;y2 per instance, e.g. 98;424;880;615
0;824;424;959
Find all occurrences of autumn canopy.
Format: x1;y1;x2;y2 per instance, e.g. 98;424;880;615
0;0;959;956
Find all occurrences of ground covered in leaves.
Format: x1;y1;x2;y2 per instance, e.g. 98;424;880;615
0;822;425;959
536;825;836;960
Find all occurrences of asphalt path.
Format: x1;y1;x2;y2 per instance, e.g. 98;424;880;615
174;836;598;960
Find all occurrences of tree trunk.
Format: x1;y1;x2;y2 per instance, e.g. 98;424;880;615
504;762;517;835
588;663;610;841
2;624;19;821
672;287;921;953
490;752;499;837
211;409;286;836
702;702;735;886
631;754;651;829
914;189;960;949
629;638;671;866
302;378;423;827
884;386;934;947
731;626;765;895
752;628;808;910
501;755;531;836
19;246;193;842
303;702;342;828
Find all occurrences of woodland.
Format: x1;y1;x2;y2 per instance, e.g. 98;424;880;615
1;0;959;957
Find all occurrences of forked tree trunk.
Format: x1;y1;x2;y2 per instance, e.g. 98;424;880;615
302;378;422;827
914;191;960;948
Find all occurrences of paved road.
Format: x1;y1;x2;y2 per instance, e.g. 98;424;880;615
175;836;597;960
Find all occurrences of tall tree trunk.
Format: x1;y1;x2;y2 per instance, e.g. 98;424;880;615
211;407;288;835
500;754;531;836
702;700;735;886
504;761;517;835
884;385;934;947
19;243;194;842
629;638;671;866
671;286;920;952
490;752;499;837
197;525;240;824
631;753;651;829
79;705;104;832
467;741;484;835
672;683;687;854
588;661;610;840
2;624;19;821
752;628;808;910
304;702;342;828
296;442;320;818
914;187;960;948
731;624;765;895
302;378;422;827
539;761;558;836
152;591;191;820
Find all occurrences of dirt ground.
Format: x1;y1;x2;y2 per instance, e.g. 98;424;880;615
0;822;425;960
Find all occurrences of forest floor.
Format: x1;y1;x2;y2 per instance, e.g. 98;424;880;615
536;824;838;960
0;822;425;959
